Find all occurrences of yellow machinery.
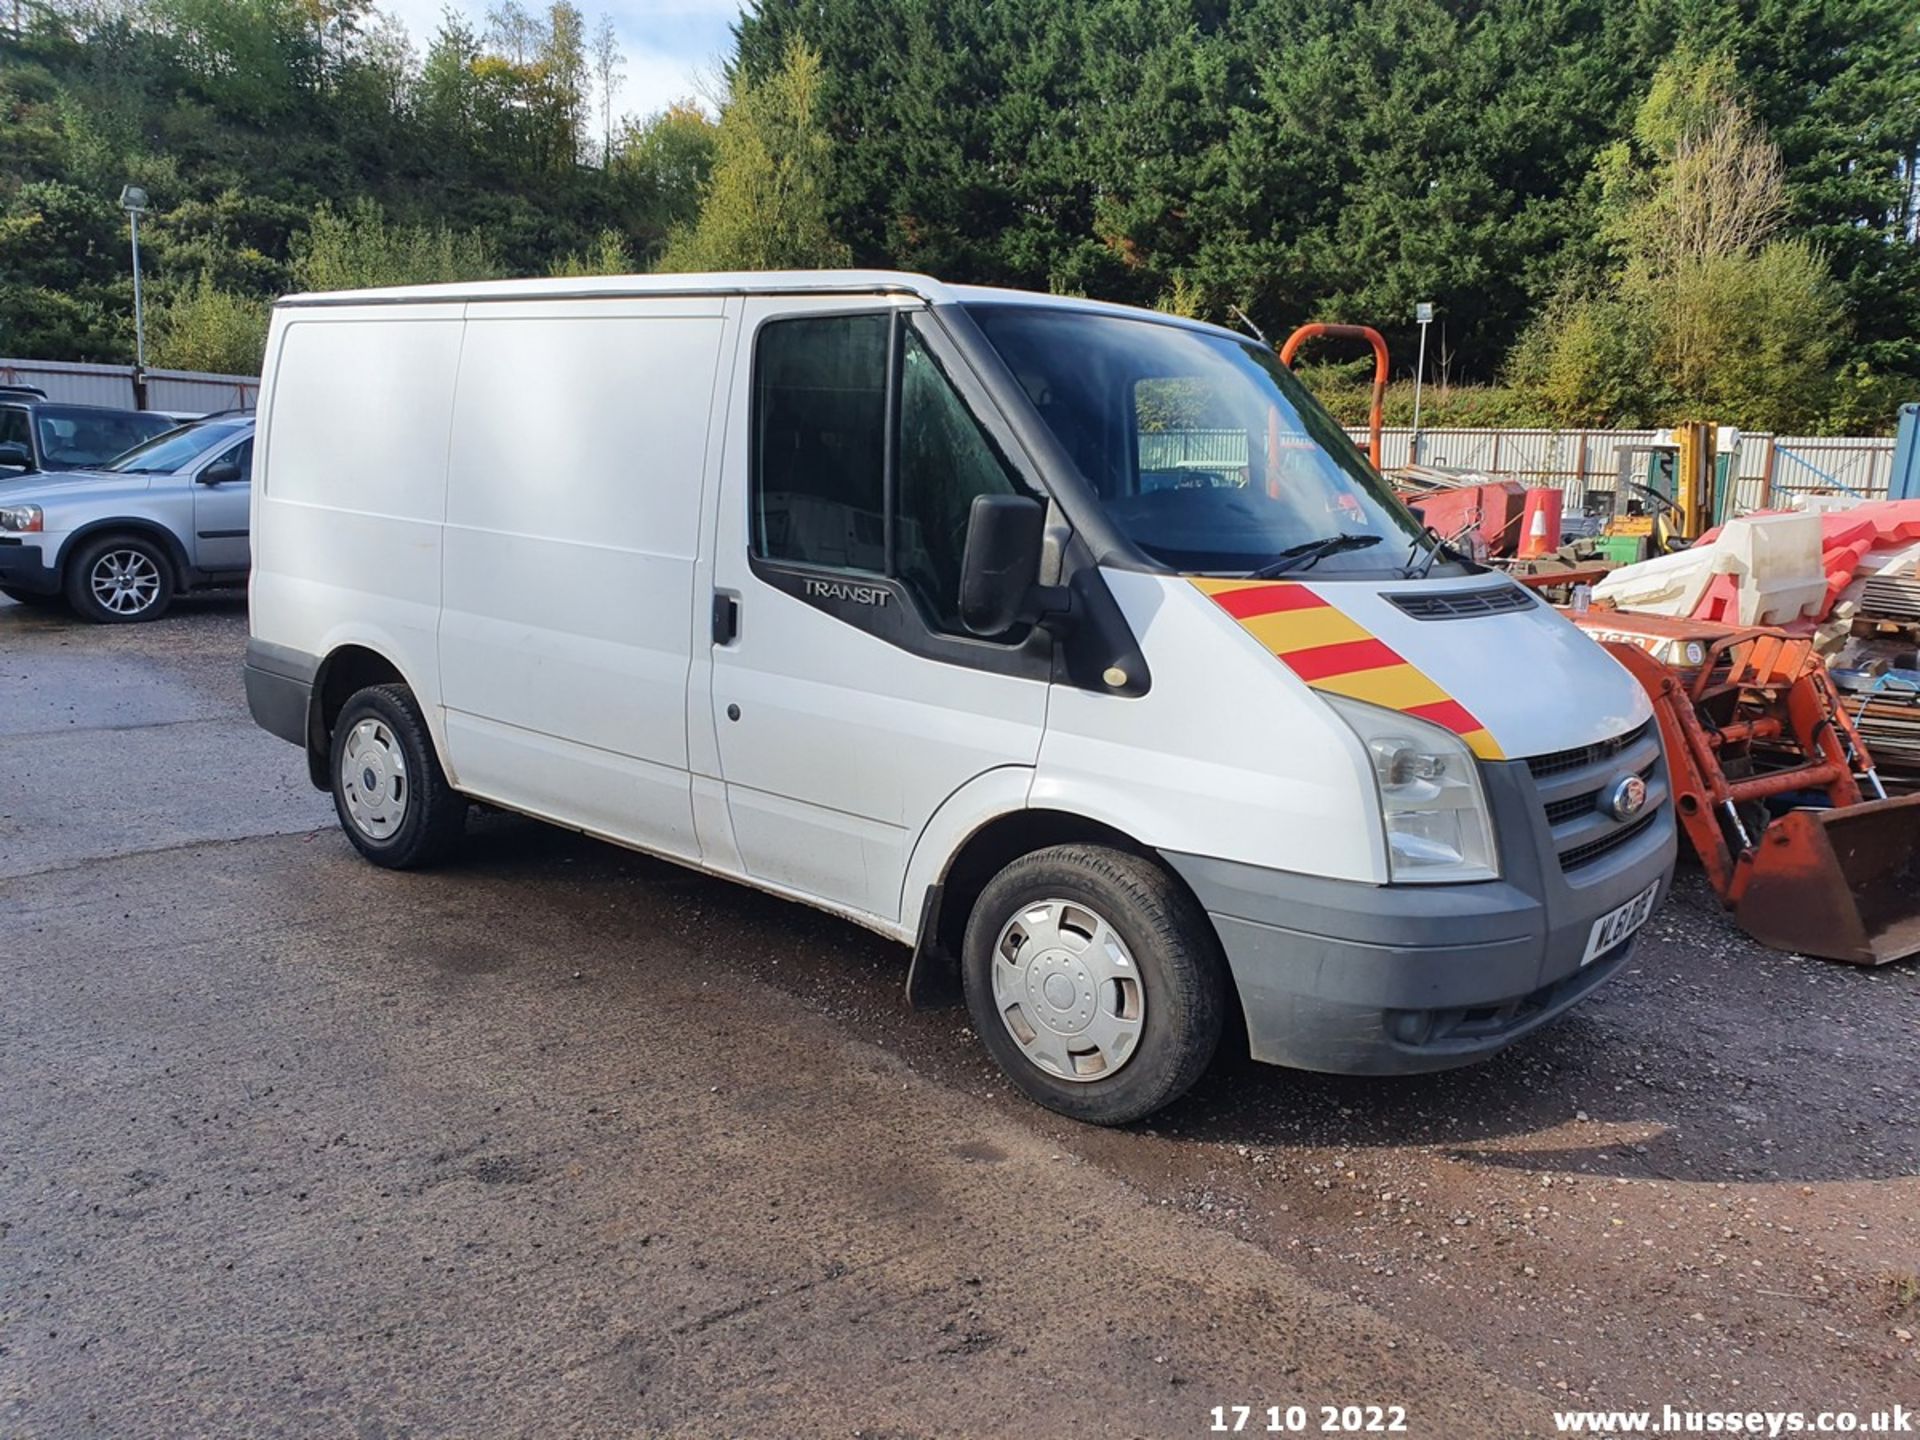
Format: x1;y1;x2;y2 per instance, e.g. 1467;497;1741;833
1597;422;1716;556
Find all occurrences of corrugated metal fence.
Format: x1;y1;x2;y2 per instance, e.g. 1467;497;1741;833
0;357;258;414
1346;425;1897;508
1139;428;1251;470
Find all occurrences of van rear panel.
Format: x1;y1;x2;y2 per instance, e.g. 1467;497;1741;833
252;305;465;702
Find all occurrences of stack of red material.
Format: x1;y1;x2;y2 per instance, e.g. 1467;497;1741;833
1406;482;1526;557
1690;501;1920;626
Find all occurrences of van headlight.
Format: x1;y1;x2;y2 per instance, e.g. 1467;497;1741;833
0;504;42;532
1323;694;1499;883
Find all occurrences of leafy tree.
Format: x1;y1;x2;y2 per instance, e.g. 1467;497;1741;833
589;15;622;164
0;281;126;359
542;2;589;165
1511;57;1847;430
611;100;717;248
1659;1;1920;379
418;11;487;147
0;179;122;292
661;38;847;273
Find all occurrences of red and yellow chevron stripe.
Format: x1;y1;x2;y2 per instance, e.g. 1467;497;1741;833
1191;578;1504;760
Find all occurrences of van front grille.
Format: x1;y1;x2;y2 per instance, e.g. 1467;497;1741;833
1524;722;1666;875
1559;811;1659;871
1527;720;1653;779
1542;761;1657;827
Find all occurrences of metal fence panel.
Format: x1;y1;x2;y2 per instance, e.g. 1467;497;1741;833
145;369;260;414
1760;436;1894;505
0;357;258;414
1137;428;1251;470
1346;424;1898;508
0;357;137;408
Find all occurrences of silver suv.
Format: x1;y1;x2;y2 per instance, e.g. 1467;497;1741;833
0;412;254;623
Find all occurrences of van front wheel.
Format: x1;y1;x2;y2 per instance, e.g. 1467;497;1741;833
329;684;466;869
962;844;1227;1125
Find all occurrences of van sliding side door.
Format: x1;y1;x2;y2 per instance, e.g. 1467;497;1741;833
438;297;728;858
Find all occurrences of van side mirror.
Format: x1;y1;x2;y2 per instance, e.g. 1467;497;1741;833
199;461;242;485
0;442;29;469
958;493;1057;637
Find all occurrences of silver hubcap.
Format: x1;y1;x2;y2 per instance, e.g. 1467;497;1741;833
991;899;1145;1082
341;718;408;840
90;549;160;614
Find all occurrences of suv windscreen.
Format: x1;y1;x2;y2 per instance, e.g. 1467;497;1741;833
35;407;175;471
106;420;251;475
967;304;1443;577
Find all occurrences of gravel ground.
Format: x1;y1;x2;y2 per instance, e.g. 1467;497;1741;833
1;594;1915;1437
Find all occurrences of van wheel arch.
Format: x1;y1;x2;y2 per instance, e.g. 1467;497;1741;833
908;810;1230;1017
306;645;416;789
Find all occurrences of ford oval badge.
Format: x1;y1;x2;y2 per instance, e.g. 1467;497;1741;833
1607;774;1648;820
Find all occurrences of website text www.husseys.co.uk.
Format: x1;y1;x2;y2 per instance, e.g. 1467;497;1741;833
1554;1406;1912;1435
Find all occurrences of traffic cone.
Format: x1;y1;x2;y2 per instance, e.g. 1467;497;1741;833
1519;488;1562;559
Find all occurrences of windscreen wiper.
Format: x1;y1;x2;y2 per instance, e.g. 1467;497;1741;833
1404;526;1447;579
1405;525;1479;579
1248;533;1381;580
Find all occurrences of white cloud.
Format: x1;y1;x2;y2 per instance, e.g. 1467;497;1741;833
377;0;736;123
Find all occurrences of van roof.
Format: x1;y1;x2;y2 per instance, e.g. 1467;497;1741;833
275;270;1252;343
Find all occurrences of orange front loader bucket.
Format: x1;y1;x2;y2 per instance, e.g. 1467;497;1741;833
1591;618;1920;967
1733;796;1920;965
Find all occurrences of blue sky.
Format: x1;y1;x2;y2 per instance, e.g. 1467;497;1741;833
379;0;740;122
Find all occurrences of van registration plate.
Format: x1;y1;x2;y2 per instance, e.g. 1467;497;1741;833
1581;881;1660;967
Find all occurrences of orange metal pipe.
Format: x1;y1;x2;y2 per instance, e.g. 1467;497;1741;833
1280;322;1389;469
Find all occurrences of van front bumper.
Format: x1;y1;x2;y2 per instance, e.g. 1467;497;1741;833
1164;757;1678;1075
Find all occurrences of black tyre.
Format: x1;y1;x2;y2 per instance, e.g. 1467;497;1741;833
329;684;466;869
64;534;174;623
961;843;1228;1125
0;586;62;608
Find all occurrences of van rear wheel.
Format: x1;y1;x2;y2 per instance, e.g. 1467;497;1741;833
329;684;466;869
961;843;1227;1125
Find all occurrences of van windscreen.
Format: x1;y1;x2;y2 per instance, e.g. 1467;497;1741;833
966;305;1435;578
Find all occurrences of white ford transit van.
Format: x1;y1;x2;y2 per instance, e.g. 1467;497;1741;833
245;271;1676;1124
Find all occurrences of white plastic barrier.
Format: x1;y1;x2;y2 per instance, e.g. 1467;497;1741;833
1707;513;1827;626
1591;547;1718;616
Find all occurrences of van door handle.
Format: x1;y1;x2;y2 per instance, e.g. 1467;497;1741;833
711;591;739;645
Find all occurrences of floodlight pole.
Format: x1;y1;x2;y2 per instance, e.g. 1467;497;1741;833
129;208;146;372
119;185;150;408
1411;301;1433;467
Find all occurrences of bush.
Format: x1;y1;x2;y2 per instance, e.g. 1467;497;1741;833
290;198;501;293
149;272;268;374
1503;290;1662;428
1290;361;1559;432
548;229;634;278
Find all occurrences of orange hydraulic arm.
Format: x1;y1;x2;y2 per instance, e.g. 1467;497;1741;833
1588;616;1920;964
1280;323;1389;469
